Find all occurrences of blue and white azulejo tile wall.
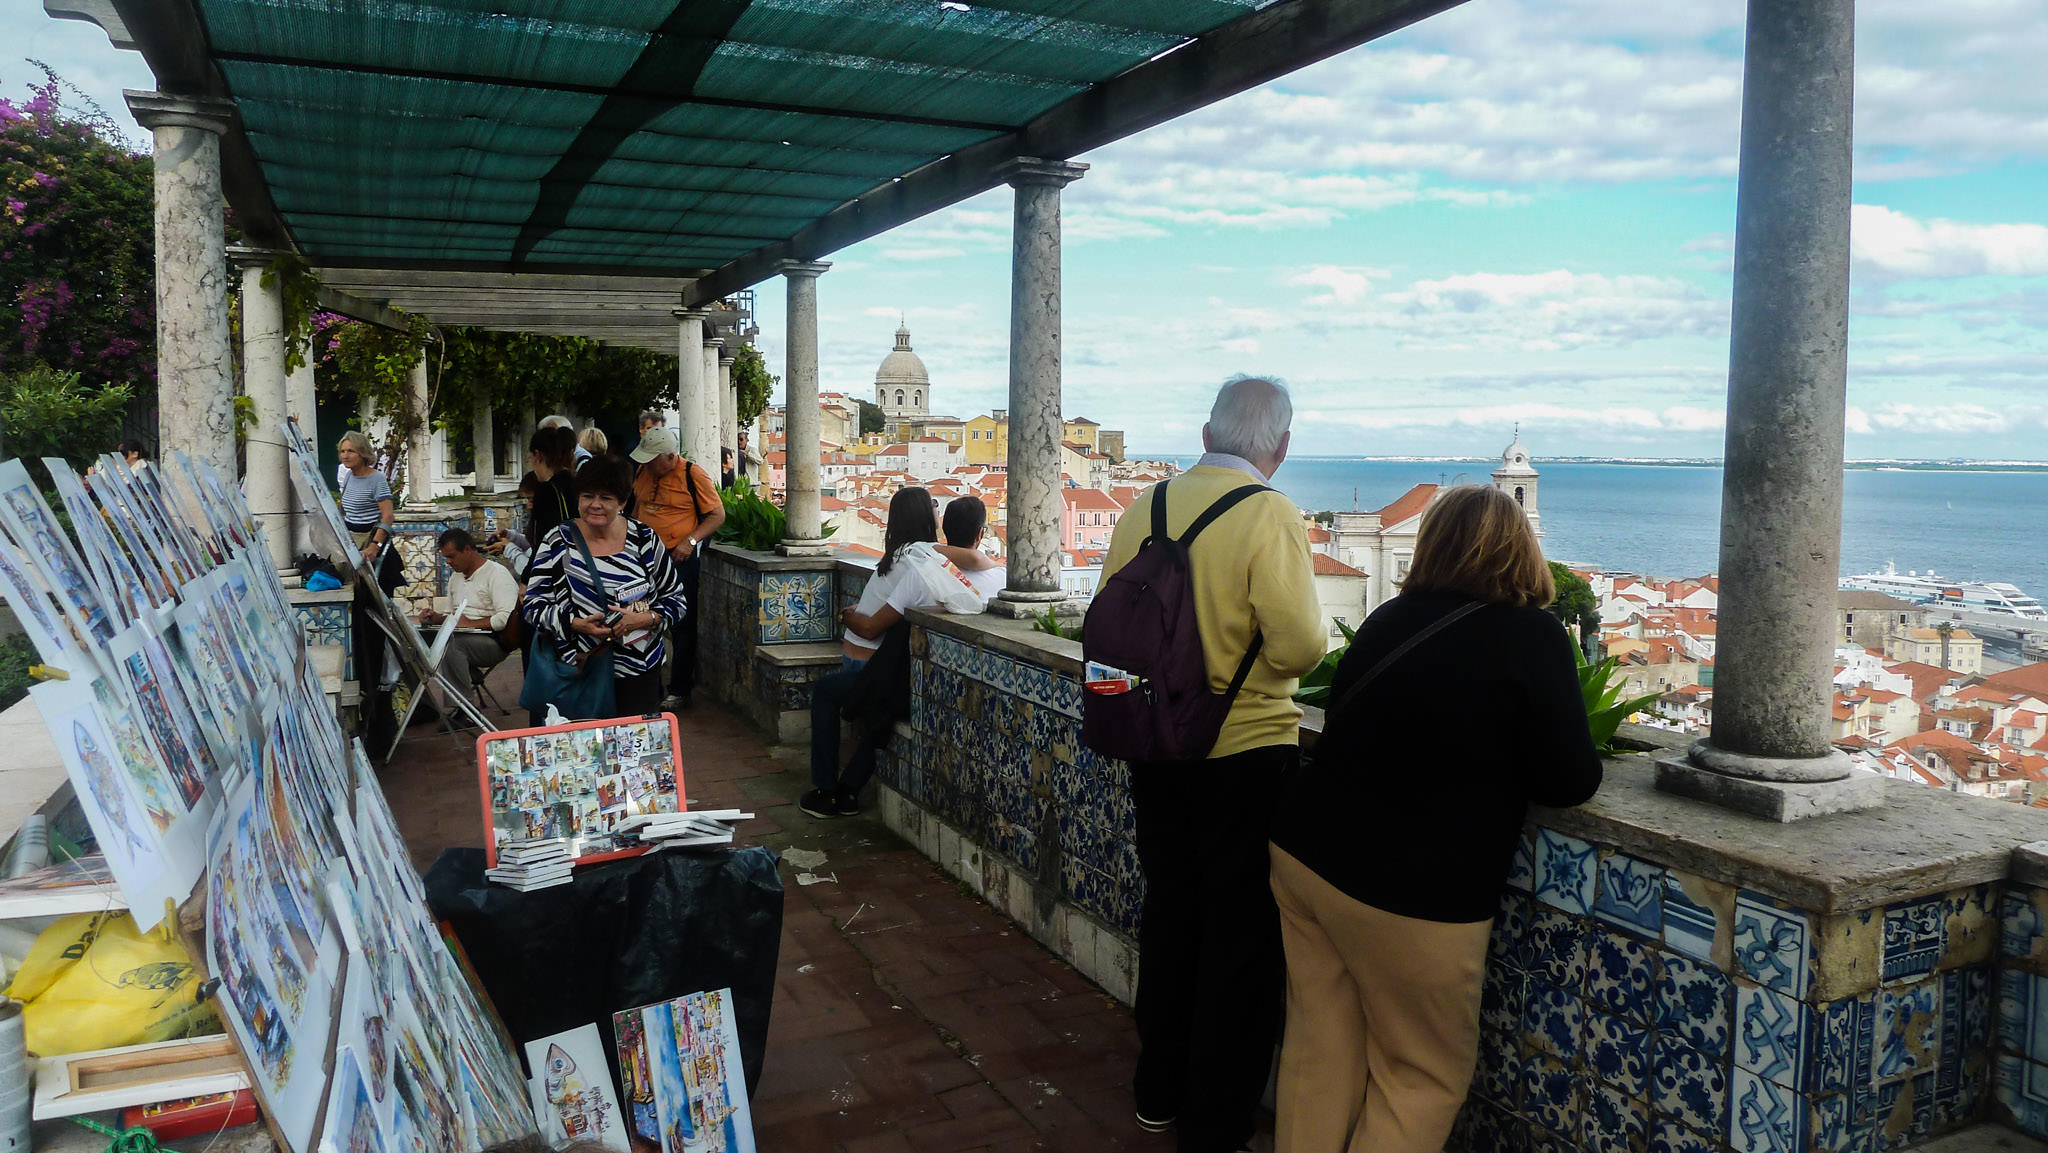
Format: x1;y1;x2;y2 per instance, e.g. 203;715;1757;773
1457;826;1999;1153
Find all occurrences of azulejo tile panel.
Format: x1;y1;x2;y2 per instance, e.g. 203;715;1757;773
1653;1036;1727;1136
1585;928;1656;1025
1882;895;1947;983
1734;985;1810;1090
1874;979;1940;1083
1661;872;1718;965
2006;888;2045;961
1729;1067;1801;1153
1657;953;1733;1059
1585;1010;1652;1097
1534;829;1597;915
1732;892;1812;999
1592;851;1664;938
1506;829;1536;894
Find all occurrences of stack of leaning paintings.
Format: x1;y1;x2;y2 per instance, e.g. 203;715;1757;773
0;443;531;1153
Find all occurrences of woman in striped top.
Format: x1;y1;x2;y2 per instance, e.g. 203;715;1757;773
521;454;688;719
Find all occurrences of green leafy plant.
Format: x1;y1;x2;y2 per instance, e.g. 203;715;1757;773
1031;608;1082;641
729;343;775;426
1576;643;1661;755
710;476;835;552
0;363;133;476
1547;561;1600;656
1293;618;1354;706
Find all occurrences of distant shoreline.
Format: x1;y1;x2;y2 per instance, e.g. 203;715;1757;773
1156;455;2048;474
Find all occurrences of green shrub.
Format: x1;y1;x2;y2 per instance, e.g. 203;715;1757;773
0;632;36;713
1293;618;1354;706
711;476;834;552
0;363;133;478
1031;607;1081;641
1575;643;1661;755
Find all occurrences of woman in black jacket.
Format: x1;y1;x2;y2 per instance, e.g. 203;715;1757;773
1268;484;1602;1153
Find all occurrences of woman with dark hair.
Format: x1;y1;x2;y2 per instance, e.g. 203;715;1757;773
115;438;150;472
524;427;578;580
1267;485;1602;1153
519;454;688;721
799;486;942;818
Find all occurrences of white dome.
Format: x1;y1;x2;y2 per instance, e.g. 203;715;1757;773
876;323;928;385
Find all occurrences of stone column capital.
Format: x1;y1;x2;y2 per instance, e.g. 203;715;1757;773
125;90;235;135
718;350;737;366
226;244;290;272
997;157;1088;189
774;259;832;279
703;335;726;351
673;307;712;322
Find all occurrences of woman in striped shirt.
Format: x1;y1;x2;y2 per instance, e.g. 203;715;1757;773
521;454;688;719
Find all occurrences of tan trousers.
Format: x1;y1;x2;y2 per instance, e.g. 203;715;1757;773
1269;845;1492;1153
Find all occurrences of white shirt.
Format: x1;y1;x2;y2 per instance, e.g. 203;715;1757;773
845;553;939;651
961;565;1005;600
448;558;521;631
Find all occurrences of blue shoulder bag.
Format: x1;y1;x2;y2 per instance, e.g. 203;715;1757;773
518;523;618;720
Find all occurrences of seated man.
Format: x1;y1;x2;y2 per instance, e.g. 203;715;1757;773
934;496;1005;599
420;528;521;721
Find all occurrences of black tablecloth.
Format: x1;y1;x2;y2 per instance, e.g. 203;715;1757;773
425;846;783;1093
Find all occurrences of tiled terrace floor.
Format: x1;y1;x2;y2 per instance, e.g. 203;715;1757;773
379;663;1195;1152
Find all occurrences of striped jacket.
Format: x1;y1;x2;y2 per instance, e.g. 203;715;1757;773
521;519;687;676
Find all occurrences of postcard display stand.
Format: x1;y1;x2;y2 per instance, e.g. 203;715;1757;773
480;714;685;868
281;414;495;752
0;449;531;1153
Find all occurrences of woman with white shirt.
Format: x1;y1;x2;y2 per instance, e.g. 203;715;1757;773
800;486;943;819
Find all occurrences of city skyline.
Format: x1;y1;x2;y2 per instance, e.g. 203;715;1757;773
11;0;2048;460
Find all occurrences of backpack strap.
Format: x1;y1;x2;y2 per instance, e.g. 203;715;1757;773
1147;478;1170;547
1179;484;1272;547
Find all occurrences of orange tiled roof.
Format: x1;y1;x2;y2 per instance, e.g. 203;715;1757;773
1311;554;1366;578
1375;483;1439;528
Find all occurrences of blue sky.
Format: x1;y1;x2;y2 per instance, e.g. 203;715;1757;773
9;0;2048;460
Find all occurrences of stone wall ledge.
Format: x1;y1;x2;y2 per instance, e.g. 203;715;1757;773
908;606;1082;678
2011;841;2048;889
704;543;839;572
1543;755;2048;914
760;642;843;669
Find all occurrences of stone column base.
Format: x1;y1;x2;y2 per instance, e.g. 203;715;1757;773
988;591;1072;620
775;538;834;558
1654;753;1887;821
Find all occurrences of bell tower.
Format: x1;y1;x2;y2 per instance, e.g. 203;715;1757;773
1492;425;1541;536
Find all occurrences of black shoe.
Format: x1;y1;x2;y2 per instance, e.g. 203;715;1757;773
834;788;860;816
660;691;693;711
799;789;847;819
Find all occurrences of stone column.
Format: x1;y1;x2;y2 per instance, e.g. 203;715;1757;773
471;400;496;496
286;355;316;555
229;248;295;573
404;353;434;507
700;337;724;475
993;158;1088;614
1655;0;1879;821
127;92;236;476
674;310;714;472
777;261;831;554
719;349;738;473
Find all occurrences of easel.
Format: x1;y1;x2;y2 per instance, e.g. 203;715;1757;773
363;584;499;759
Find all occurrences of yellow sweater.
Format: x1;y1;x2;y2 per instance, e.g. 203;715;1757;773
1101;464;1326;759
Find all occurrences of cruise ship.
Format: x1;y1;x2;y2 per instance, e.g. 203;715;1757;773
1841;564;2048;625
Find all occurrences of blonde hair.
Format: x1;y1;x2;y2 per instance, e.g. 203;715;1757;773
338;430;374;461
1402;485;1554;609
578;426;609;454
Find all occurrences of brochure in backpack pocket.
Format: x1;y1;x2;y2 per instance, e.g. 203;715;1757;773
1084;660;1138;695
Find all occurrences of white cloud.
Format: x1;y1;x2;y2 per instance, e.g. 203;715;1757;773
1852;204;2048;280
1858;402;2015;434
1221;336;1260;355
1289;265;1384;307
1368;270;1725;349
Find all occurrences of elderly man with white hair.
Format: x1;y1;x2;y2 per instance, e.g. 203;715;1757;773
1098;375;1324;1153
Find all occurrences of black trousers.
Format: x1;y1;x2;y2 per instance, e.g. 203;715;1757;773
1131;744;1293;1153
668;551;702;696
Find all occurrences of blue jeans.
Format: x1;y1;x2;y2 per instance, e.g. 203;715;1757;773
809;656;876;794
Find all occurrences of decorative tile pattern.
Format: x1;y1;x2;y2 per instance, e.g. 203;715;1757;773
1734;985;1810;1089
1806;1092;1878;1153
1732;893;1811;999
1586;928;1657;1024
1729;1068;1801;1153
1809;993;1877;1096
1661;873;1717;964
1582;1083;1647;1153
1593;852;1664;938
1882;895;1948;983
294;601;354;680
1482;968;1526;1036
2008;888;2045;959
1653;1037;1726;1135
1656;953;1733;1059
1585;1011;1652;1097
1523;1052;1582;1140
1534;829;1597;915
1525;978;1584;1061
1523;907;1588;989
1875;979;1940;1082
1649;1118;1716;1153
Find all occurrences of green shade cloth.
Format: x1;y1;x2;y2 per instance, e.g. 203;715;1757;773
194;0;1275;269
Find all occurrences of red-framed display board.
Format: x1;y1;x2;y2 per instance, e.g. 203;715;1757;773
476;713;687;868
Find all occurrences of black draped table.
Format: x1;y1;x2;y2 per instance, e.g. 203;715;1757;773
424;846;783;1093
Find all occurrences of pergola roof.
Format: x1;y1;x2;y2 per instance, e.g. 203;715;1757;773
66;0;1462;348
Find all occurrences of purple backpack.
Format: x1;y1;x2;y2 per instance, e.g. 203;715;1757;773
1081;479;1272;763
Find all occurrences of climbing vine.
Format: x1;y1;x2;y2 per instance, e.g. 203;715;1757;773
261;255;323;373
731;343;775;426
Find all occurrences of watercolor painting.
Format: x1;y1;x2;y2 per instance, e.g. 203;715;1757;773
523;1024;628;1151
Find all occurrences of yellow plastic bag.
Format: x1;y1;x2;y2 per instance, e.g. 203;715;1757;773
4;911;220;1056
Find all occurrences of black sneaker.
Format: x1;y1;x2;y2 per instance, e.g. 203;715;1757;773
834;788;860;816
798;789;847;819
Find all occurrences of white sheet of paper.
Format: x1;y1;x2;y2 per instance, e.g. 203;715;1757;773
524;1023;630;1151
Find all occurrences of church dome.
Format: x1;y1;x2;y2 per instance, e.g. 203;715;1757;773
875;323;929;385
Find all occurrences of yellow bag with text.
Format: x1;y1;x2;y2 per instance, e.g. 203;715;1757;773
4;911;220;1055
